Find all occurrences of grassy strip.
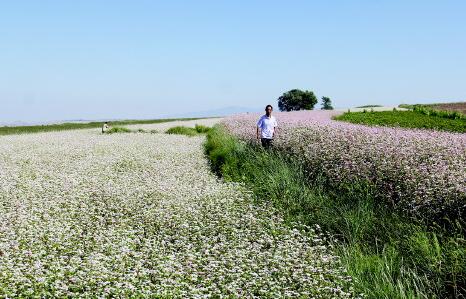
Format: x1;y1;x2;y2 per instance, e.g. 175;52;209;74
166;125;211;136
334;110;465;133
204;125;466;299
104;127;160;134
0;117;206;136
355;105;383;108
104;127;133;134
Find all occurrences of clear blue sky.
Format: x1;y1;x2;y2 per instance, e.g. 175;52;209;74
1;1;465;122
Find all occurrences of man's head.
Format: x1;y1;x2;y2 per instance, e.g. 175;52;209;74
265;104;273;116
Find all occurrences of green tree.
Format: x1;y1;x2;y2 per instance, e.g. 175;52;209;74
321;96;334;110
278;89;318;111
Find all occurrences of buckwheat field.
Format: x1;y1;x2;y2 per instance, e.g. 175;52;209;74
224;111;466;221
0;125;355;298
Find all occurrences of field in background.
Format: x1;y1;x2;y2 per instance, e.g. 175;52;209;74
400;102;466;115
336;106;407;112
0;117;210;136
335;110;466;133
430;102;466;114
124;118;222;132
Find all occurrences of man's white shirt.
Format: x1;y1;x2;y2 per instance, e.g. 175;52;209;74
257;115;277;139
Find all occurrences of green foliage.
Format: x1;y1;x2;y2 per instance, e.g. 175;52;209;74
204;125;466;298
412;105;465;120
356;105;383;108
194;124;211;133
105;127;132;134
0;117;207;136
399;104;465;120
104;127;152;134
166;126;199;136
166;125;211;137
203;125;243;175
277;89;318;111
398;104;415;109
334;110;466;133
321;96;334;110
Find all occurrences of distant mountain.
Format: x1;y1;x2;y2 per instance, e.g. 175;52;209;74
165;106;263;118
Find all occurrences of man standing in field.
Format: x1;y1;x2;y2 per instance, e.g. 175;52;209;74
257;104;278;148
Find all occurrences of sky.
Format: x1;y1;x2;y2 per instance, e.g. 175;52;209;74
1;1;466;123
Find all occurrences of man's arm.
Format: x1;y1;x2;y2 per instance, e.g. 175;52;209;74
256;118;262;139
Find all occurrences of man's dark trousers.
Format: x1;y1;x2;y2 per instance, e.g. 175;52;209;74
261;138;273;149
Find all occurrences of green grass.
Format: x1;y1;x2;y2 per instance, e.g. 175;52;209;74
204;125;466;298
334;110;466;133
166;126;199;136
166;124;212;136
194;124;211;133
0;118;207;136
104;127;133;134
356;105;383;108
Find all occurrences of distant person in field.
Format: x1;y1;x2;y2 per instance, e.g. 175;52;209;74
102;122;109;133
257;104;278;149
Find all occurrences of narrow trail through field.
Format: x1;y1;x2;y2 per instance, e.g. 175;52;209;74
0;126;355;297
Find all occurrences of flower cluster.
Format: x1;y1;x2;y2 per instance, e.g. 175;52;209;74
0;127;356;297
223;111;466;219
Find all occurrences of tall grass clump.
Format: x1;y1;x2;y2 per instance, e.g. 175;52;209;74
205;125;466;299
194;124;211;133
105;127;132;134
166;125;211;136
166;126;199;136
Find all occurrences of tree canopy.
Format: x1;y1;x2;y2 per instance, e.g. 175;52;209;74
277;89;318;111
321;97;334;110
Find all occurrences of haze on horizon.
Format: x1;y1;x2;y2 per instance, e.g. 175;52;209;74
1;1;465;123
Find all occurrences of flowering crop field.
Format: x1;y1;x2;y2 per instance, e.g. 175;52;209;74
0;128;356;297
223;111;466;220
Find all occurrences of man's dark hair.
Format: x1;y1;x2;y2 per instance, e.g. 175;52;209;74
265;104;273;110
